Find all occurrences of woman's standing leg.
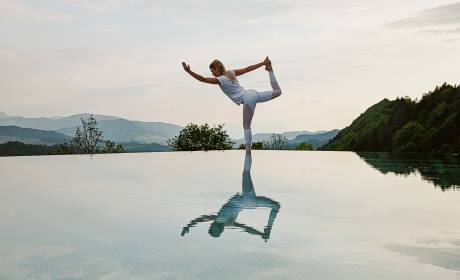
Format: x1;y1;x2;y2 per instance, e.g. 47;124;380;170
243;106;253;170
242;91;257;156
243;104;254;156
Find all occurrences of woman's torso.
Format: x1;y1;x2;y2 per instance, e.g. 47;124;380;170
217;70;244;105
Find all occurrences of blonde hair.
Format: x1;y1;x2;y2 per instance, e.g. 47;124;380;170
209;59;237;83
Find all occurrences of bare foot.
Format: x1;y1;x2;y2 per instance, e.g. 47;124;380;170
265;61;273;71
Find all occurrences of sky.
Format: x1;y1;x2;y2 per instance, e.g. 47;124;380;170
1;0;460;138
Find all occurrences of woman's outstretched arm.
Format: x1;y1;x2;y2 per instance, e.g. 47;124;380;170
181;214;217;236
182;62;219;84
234;56;271;76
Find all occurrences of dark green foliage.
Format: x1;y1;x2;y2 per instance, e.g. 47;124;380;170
323;83;460;153
252;141;264;149
69;115;103;154
392;121;425;152
167;123;234;151
102;140;125;153
59;114;124;155
119;142;169;152
295;142;313;151
357;152;460;190
0;141;61;156
57;141;74;154
263;134;288;150
238;142;263;150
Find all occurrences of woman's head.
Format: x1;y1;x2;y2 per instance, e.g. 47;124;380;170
210;59;237;82
209;221;225;237
209;59;225;77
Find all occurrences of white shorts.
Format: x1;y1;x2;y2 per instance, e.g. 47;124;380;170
241;89;273;111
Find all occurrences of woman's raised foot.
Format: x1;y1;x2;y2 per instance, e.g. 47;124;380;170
265;61;273;71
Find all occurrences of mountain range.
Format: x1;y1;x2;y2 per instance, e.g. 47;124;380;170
232;130;340;149
0;112;340;150
0;126;71;145
0;112;183;145
286;129;340;149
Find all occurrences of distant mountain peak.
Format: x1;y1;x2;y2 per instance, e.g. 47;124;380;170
65;113;119;120
0;112;10;118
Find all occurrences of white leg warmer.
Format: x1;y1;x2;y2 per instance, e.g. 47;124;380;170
269;70;281;91
244;128;252;150
244;153;252;171
268;70;282;98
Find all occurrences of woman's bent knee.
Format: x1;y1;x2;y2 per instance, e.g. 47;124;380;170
273;89;282;98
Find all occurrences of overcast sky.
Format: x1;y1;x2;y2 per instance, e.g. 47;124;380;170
1;0;459;137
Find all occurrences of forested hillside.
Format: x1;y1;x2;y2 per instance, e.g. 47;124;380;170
323;83;460;153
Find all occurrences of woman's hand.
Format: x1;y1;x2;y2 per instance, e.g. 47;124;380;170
182;62;191;73
181;63;219;84
263;56;271;66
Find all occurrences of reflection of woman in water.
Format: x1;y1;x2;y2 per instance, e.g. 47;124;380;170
181;154;280;241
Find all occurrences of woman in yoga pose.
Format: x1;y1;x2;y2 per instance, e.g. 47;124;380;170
181;56;282;156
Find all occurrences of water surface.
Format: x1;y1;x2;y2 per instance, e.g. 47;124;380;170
1;151;459;279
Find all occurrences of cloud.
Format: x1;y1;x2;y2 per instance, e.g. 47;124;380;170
58;0;124;12
139;0;305;27
345;6;369;13
299;99;323;104
444;37;460;43
387;2;460;29
0;0;75;23
419;27;460;34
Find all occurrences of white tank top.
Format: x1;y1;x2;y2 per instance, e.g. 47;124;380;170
216;70;244;105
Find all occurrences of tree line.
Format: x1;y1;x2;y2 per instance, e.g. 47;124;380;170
323;83;460;154
0;115;124;156
167;123;313;151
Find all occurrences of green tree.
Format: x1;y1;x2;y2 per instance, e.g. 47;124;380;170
68;115;102;154
59;114;124;155
392;120;425;151
57;140;74;154
252;141;264;149
295;142;313;151
239;141;263;150
323;83;460;154
263;134;288;150
167;123;234;151
102;140;125;153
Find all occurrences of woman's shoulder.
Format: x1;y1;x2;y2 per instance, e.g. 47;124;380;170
216;74;226;84
226;70;239;83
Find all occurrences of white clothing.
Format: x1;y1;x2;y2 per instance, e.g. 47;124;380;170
244;128;252;151
216;70;244;105
241;89;274;112
217;70;278;110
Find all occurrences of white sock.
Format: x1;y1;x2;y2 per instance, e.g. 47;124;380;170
268;71;280;91
244;153;252;171
244;128;252;150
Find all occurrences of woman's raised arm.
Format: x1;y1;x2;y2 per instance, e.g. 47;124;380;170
182;62;218;84
234;56;271;76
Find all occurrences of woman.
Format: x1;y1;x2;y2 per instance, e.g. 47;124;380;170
181;56;282;155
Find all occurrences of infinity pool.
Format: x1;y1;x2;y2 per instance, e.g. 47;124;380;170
1;151;459;279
